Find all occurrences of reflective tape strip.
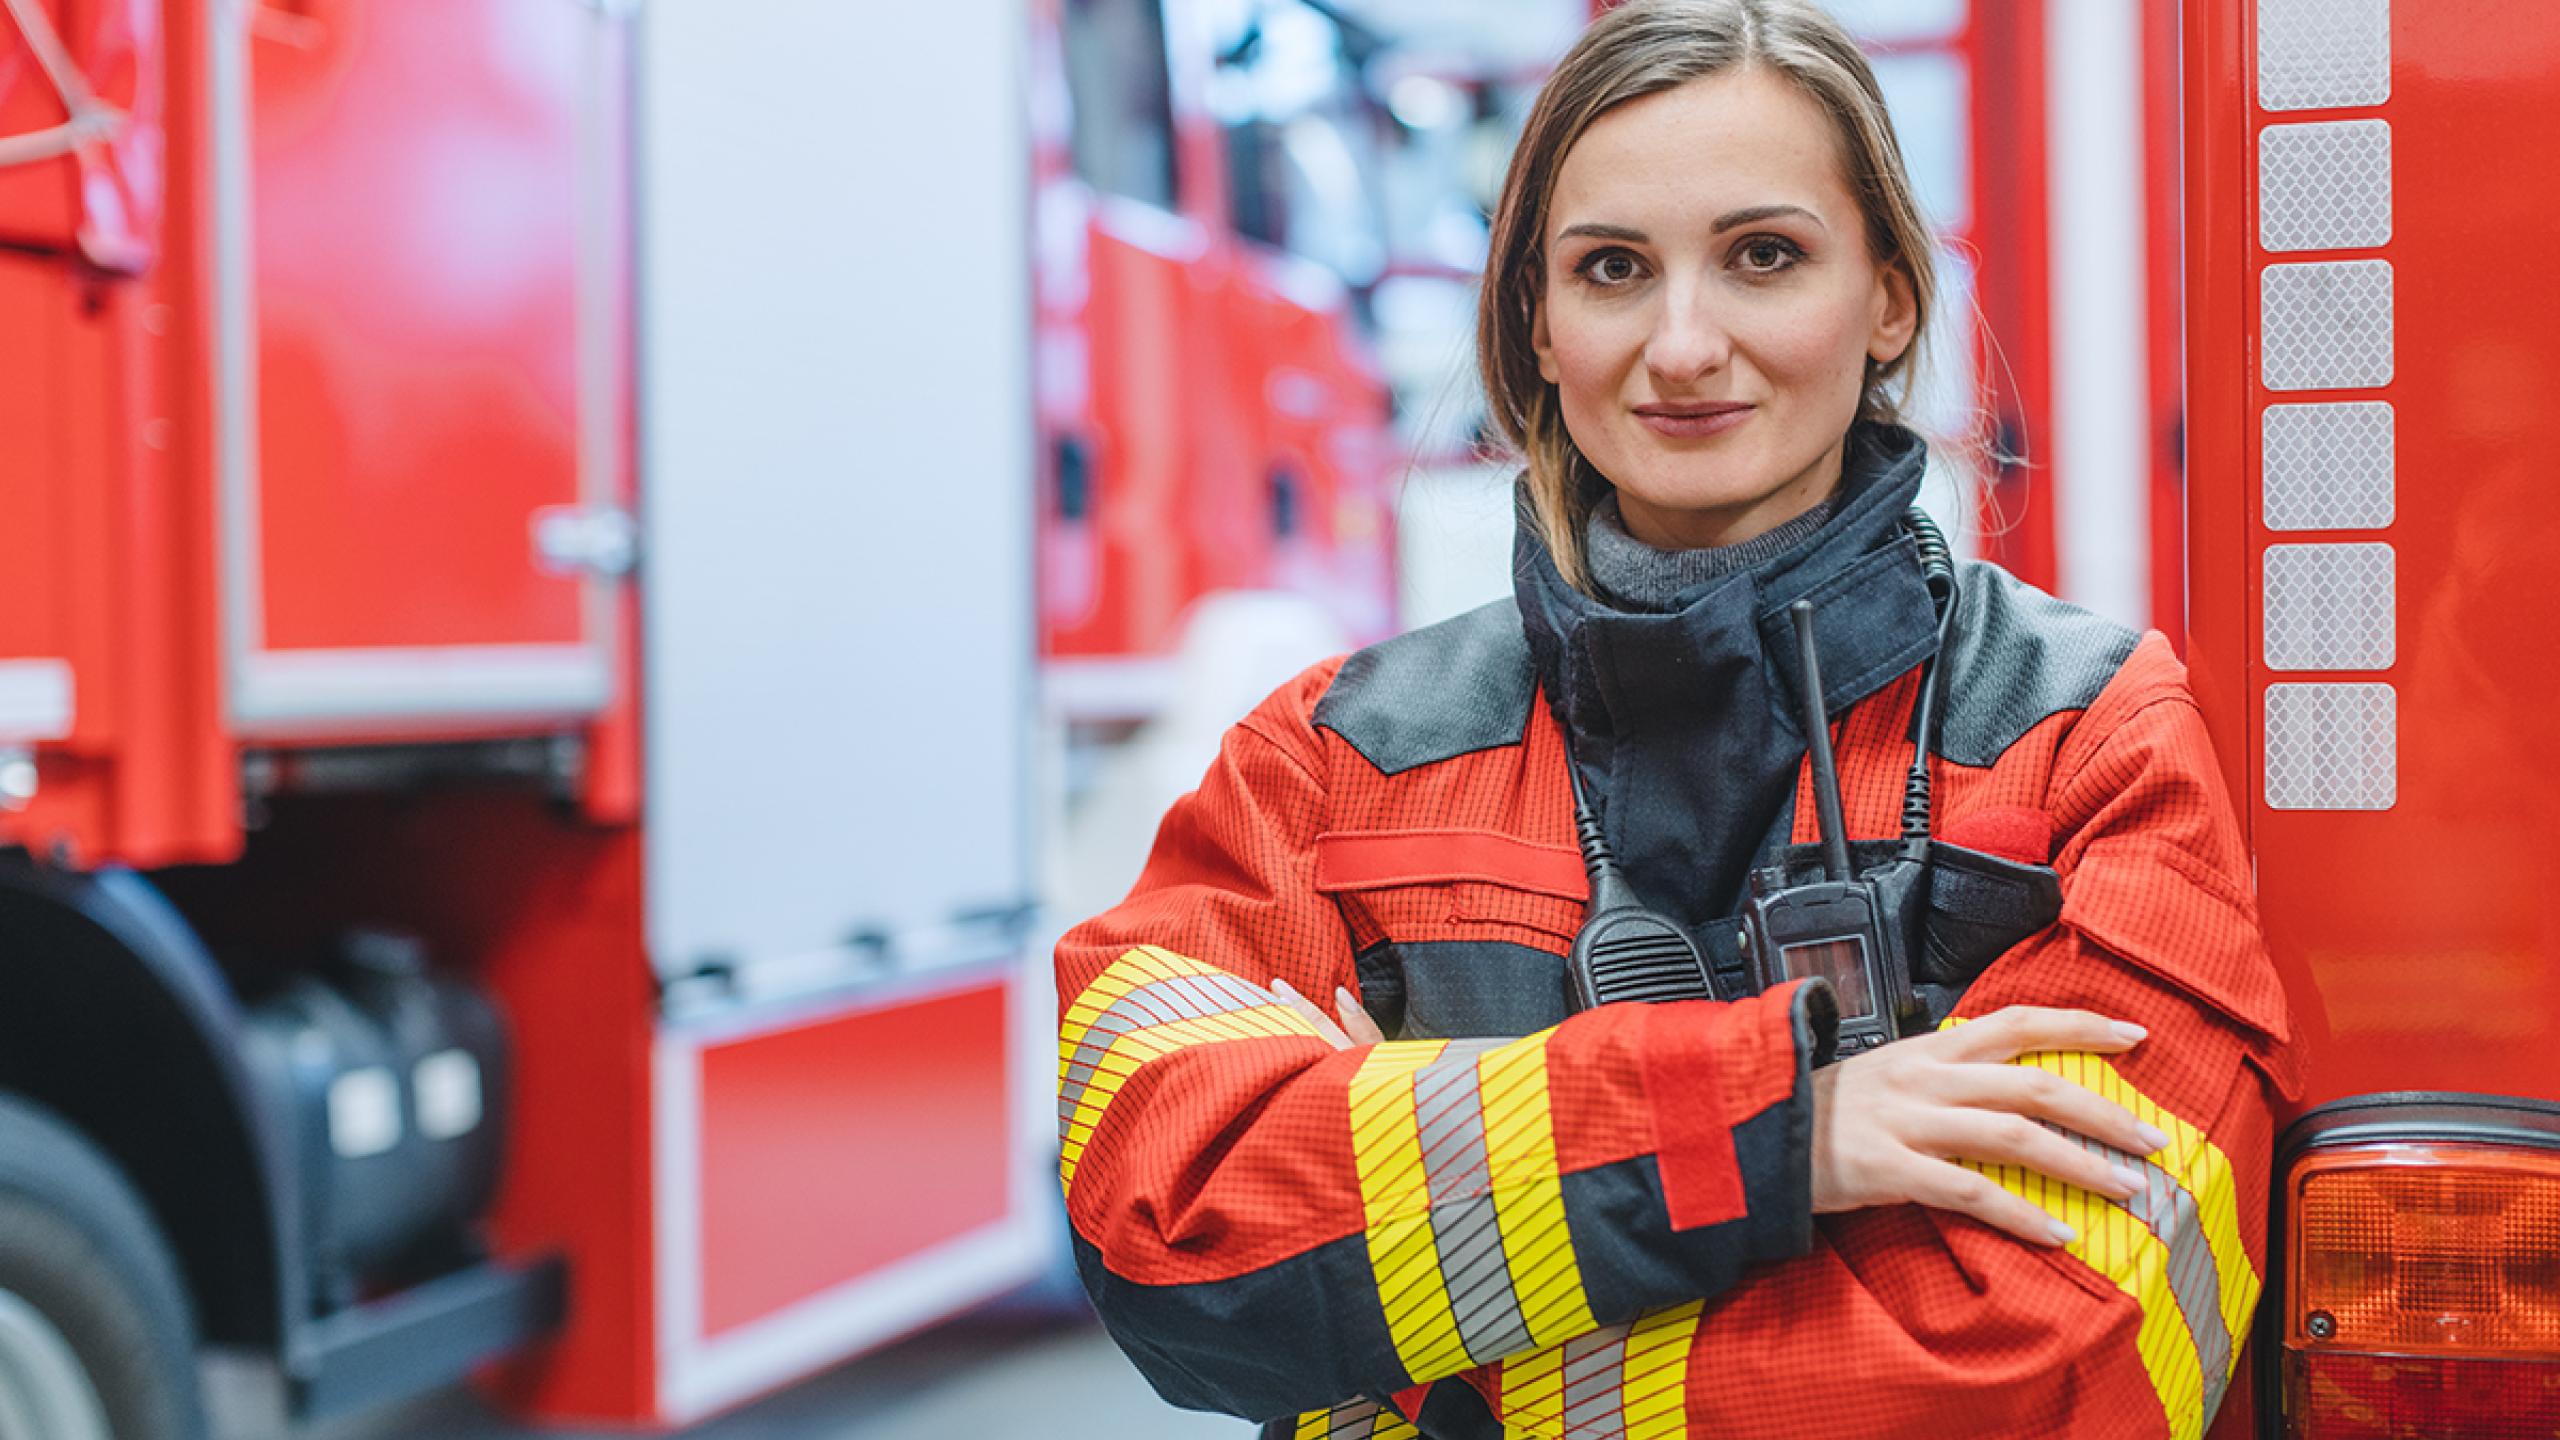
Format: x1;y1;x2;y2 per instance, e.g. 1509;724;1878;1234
1416;1042;1535;1362
1056;947;1322;1190
1956;1043;2259;1440
1357;1032;1597;1383
1477;1034;1596;1346
1354;1041;1473;1381
1496;1302;1699;1439
1618;1302;1699;1439
1293;1399;1421;1440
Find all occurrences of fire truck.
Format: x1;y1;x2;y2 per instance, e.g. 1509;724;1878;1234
0;1;2551;1439
0;0;1395;1436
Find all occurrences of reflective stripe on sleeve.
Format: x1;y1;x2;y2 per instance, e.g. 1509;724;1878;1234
1351;1031;1598;1385
1958;1046;2260;1440
1495;1301;1701;1439
1056;946;1325;1191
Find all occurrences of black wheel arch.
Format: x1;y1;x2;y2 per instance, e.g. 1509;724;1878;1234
0;854;302;1354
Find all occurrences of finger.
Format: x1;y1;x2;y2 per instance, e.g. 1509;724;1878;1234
1944;1006;2147;1064
1941;1063;2173;1159
1917;1110;2143;1201
1335;988;1387;1046
1270;977;1354;1049
1909;1155;2080;1248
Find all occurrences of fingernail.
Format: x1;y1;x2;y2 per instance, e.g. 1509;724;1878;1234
2111;1165;2146;1197
2111;1021;2149;1044
2047;1218;2078;1245
2136;1124;2171;1154
1270;977;1299;999
1335;986;1360;1009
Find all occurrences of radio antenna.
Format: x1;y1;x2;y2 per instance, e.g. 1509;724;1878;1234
1790;601;1854;883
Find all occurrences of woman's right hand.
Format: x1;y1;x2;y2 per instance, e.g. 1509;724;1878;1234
1810;1005;2171;1247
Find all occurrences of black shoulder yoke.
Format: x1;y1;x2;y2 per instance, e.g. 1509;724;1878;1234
1312;599;1536;775
1936;560;2142;768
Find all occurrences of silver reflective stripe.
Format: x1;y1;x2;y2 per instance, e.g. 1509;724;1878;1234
2069;1131;2237;1419
1559;1324;1632;1438
1056;972;1275;1131
1412;1042;1531;1362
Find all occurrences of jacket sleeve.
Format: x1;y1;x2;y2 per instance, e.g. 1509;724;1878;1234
1057;661;1839;1423
1443;636;2297;1440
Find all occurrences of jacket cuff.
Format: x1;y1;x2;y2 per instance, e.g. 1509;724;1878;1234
1641;980;1836;1234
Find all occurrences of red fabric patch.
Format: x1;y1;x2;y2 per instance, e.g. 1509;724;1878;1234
1641;1002;1748;1230
1392;1384;1430;1421
1943;804;2055;864
1312;828;1588;902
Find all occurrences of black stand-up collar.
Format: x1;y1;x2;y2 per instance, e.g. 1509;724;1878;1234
1511;422;1942;929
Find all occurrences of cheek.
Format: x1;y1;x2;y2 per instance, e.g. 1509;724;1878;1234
1744;297;1870;390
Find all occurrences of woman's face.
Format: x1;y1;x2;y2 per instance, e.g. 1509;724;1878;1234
1533;67;1917;551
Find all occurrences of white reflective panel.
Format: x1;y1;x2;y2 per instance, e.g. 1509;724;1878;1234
2263;543;2395;671
2261;260;2393;391
1870;53;1971;234
2263;402;2394;531
1828;0;1968;44
2258;0;2390;112
2260;120;2392;253
2265;682;2396;811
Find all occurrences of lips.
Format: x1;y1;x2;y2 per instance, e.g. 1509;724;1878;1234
1634;402;1754;438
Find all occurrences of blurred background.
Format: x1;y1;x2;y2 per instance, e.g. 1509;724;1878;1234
0;0;2185;1436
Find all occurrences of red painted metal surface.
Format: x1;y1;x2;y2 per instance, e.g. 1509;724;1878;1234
695;982;1013;1339
2142;0;2188;649
0;0;236;871
247;0;587;653
0;0;163;271
1969;0;2059;594
2187;0;2560;1116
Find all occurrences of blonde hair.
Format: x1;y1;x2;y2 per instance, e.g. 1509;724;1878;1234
1477;0;1940;591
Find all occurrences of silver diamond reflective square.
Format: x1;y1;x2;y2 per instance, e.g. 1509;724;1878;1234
2265;683;2395;810
2260;120;2392;252
2264;543;2394;670
2258;0;2390;112
2264;403;2394;530
2261;261;2393;391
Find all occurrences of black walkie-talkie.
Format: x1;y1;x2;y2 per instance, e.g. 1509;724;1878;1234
1734;601;1923;1054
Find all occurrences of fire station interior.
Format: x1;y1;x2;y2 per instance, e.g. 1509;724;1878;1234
1;0;2554;1437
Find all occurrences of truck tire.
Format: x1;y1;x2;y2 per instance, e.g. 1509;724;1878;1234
0;1092;207;1440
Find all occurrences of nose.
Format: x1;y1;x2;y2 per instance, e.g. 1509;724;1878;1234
1643;279;1733;390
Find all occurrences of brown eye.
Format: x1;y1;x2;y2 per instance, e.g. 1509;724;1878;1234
1580;249;1643;286
1738;237;1804;273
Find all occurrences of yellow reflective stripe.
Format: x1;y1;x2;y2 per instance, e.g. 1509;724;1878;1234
1477;1034;1596;1345
1353;1042;1470;1381
1620;1302;1701;1440
1496;1334;1564;1436
1055;947;1323;1191
2021;1048;2260;1361
1954;1040;2261;1440
1295;1409;1329;1440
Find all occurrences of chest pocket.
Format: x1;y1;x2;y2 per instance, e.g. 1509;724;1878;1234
1313;830;1586;1041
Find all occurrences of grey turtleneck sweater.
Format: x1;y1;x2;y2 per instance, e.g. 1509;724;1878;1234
1583;490;1840;613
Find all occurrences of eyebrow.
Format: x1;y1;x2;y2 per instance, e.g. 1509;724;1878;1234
1554;204;1828;245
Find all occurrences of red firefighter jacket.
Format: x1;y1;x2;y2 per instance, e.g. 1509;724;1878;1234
1056;428;2297;1439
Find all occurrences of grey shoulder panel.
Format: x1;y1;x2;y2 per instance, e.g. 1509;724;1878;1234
1313;599;1536;775
1936;561;2142;767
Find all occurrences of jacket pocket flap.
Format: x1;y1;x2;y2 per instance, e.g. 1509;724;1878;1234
1314;828;1589;902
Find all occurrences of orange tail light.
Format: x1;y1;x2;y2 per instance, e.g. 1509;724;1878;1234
2281;1101;2560;1440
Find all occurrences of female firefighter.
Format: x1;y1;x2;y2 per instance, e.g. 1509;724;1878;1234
1054;2;2295;1436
